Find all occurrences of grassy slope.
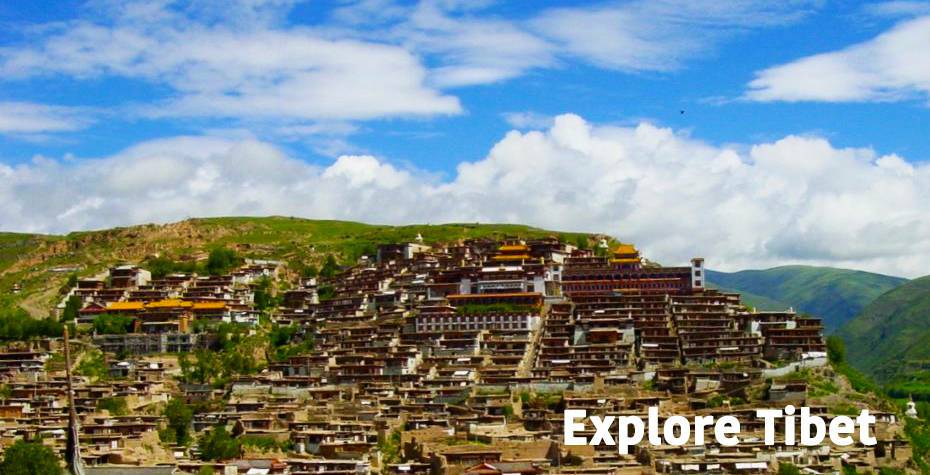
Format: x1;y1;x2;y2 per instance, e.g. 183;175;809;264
837;275;930;386
0;216;602;315
0;232;48;273
706;265;907;333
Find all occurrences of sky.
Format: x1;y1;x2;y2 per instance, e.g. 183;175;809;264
2;0;930;277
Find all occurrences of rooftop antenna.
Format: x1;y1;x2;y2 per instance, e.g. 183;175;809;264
63;326;86;475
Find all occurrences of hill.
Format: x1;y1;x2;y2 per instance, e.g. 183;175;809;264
706;265;907;333
837;275;930;395
0;217;603;315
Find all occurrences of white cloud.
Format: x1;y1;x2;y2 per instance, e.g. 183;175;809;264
0;1;461;121
390;2;555;87
329;0;819;87
328;1;555;88
746;15;930;103
0;0;819;131
0;102;91;135
863;1;930;19
501;111;554;130
4;114;930;277
530;0;817;72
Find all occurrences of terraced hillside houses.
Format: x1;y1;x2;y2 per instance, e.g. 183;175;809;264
0;237;912;474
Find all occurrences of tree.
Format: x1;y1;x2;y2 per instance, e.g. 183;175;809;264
317;284;336;302
199;425;240;461
180;350;221;385
164;398;194;445
300;264;318;278
320;254;339;278
842;464;859;475
778;462;802;475
574;235;589;250
93;313;134;334
0;439;62;475
0;306;63;341
269;324;299;348
205;248;241;276
146;256;197;279
253;276;277;311
60;295;82;322
827;336;846;364
377;430;402;464
75;349;108;382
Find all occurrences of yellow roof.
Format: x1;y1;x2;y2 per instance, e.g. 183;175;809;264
145;299;193;309
609;258;641;264
492;254;531;261
107;301;144;311
192;302;227;310
613;244;639;255
498;244;528;252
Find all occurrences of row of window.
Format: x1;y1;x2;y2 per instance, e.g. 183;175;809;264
563;282;682;291
419;315;528;324
416;322;529;331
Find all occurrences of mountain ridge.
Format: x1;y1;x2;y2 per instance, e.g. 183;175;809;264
707;265;908;332
836;275;930;394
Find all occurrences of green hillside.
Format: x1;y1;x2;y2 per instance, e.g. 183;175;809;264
707;284;793;312
837;276;930;395
706;265;907;332
0;216;603;315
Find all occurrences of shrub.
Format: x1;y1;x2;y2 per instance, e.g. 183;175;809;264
199;425;240;461
96;397;129;416
0;440;62;475
76;349;108;382
205;248;242;276
0;306;63;340
164;398;194;445
60;295;82;322
93;313;134;334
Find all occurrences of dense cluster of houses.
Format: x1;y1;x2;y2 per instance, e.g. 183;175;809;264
0;237;914;474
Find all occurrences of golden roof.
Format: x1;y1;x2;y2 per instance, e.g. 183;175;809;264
192;302;227;310
145;299;193;309
610;258;641;264
498;244;528;252
613;244;639;256
491;254;531;261
107;301;144;311
610;244;641;264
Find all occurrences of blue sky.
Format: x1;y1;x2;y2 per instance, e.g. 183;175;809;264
2;0;930;276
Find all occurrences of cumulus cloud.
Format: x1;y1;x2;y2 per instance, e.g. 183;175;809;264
4;114;930;277
746;15;930;103
0;102;91;135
